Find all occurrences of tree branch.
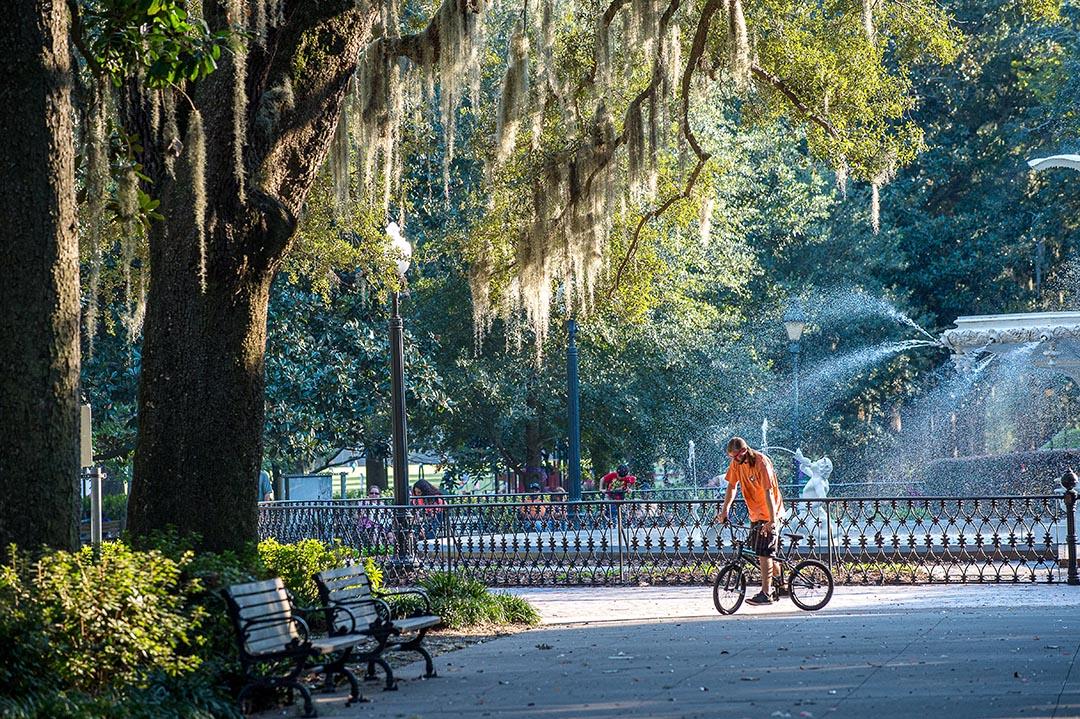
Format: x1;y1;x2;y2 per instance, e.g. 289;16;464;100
607;0;721;297
750;64;840;140
550;0;684;231
67;0;106;77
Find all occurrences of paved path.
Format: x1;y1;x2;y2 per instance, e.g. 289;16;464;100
264;585;1080;719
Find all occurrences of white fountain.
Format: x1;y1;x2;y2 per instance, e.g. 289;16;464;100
940;311;1080;383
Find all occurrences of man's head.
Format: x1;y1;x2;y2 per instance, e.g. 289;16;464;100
617;465;629;478
727;437;752;464
528;482;541;495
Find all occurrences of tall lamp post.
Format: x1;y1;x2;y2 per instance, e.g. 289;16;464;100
783;302;806;483
387;222;413;559
567;318;582;504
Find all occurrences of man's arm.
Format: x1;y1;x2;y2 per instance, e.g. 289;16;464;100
718;481;737;523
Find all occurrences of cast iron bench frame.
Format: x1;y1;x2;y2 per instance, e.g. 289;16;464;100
223;578;365;717
314;564;441;686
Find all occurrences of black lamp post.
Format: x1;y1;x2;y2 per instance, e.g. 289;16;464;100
783;302;806;481
388;222;413;557
567;318;581;504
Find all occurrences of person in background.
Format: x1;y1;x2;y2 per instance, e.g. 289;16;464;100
258;470;274;502
411;478;446;539
550;486;569;531
517;482;548;532
600;464;636;524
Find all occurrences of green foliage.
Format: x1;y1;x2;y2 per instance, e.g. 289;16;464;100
0;543;238;719
74;0;228;87
390;572;540;629
256;538;361;606
262;273;449;474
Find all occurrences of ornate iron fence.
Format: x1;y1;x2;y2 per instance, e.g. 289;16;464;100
258;494;1070;586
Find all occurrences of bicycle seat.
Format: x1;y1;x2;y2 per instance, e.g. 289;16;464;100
784;533;805;543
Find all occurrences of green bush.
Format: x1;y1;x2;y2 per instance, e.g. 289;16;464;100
389;571;540;629
0;543;238;719
257;538;361;606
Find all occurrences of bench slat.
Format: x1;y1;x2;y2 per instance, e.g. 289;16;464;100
238;596;292;621
392;616;440;633
323;574;371;592
319;565;366;581
228;578;286;597
310;635;363;654
245;620;299;646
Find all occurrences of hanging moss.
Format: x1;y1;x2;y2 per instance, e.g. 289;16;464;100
162;87;181;177
83;80;110;357
330;111;350;215
700;196;715;246
862;0;876;42
228;0;248;203
187;109;208;293
254;0;267;45
728;0;751;90
494;22;529;166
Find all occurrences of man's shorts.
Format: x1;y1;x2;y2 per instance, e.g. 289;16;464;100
749;520;778;557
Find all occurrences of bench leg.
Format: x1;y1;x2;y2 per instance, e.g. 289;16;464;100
375;657;396;690
342;666;365;706
295;682;315;718
397;633;437;678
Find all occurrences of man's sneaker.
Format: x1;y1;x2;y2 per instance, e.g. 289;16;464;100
746;591;772;606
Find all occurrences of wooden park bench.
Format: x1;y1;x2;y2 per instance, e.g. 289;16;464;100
314;564;442;686
223;578;366;717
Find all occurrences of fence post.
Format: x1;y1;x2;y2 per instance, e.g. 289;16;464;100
90;466;103;548
1063;470;1079;586
824;498;834;573
616;502;625;583
339;472;347;499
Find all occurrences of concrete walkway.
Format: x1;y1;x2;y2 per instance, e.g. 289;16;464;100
268;585;1080;719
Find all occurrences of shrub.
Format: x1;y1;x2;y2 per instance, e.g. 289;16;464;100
389;571;540;629
257;538;361;606
0;543;238;719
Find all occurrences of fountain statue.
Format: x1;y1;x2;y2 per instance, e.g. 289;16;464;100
794;449;833;499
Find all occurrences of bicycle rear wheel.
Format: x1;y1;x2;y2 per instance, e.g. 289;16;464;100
712;564;746;615
789;559;834;611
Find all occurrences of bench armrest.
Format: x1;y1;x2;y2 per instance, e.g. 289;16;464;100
319;602;358;635
239;613;312;648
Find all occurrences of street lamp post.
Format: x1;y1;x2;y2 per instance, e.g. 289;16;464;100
387;222;413;562
567;318;582;504
783;302;806;484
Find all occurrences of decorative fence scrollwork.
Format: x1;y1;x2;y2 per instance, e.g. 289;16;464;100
258;495;1069;586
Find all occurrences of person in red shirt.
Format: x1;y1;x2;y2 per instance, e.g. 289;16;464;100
718;437;784;606
600;465;636;523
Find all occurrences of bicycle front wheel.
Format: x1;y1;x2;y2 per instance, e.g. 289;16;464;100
712;564;746;615
789;559;834;611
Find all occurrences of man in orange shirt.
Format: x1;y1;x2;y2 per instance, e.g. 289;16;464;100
718;436;784;605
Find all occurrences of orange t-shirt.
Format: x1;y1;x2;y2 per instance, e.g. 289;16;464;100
726;453;782;522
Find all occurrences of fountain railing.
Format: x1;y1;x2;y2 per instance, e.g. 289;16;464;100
259;493;1071;586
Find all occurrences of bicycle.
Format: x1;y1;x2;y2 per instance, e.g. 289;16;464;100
712;522;834;614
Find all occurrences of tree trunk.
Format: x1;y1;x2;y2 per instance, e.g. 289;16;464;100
0;0;80;551
366;452;388;492
128;1;375;551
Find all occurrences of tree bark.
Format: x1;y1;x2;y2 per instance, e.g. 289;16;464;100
365;448;388;492
0;0;80;551
128;0;376;551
